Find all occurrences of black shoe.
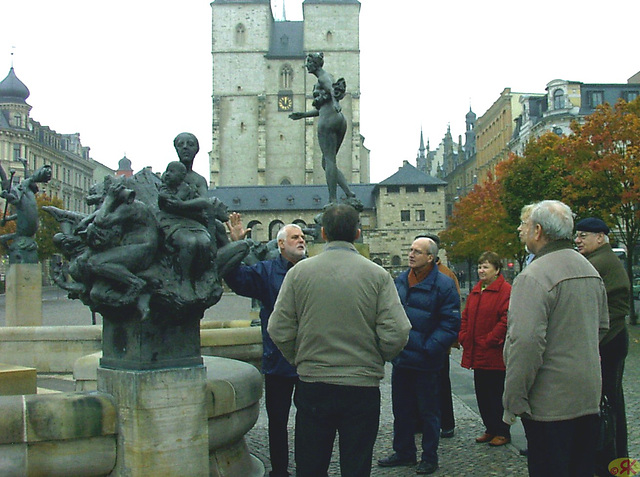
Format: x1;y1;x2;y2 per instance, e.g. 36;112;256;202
440;428;455;438
416;460;439;474
377;453;417;467
519;448;528;457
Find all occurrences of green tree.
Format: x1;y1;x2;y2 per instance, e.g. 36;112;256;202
35;194;63;261
561;98;640;323
498;133;569;223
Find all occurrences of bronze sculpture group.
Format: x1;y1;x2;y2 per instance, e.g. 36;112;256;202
37;52;357;368
0;160;52;264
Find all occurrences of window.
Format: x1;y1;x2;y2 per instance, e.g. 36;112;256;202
235;24;246;45
386;186;400;194
400;210;410;221
13;115;21;128
281;64;293;89
13;144;20;161
624;91;639;102
416;210;425;221
553;89;565;109
589;91;604;108
269;221;285;240
391;255;401;266
406;185;419;193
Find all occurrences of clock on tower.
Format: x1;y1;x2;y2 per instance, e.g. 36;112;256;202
278;94;293;112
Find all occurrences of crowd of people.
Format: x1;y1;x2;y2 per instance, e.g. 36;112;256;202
223;199;630;477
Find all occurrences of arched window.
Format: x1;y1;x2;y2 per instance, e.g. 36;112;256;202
235;24;246;45
553;89;565;110
391;255;402;266
281;64;293;89
269;220;285;240
293;219;307;228
326;31;333;43
246;220;262;240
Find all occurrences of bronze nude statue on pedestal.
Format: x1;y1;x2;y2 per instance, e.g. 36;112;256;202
289;52;356;205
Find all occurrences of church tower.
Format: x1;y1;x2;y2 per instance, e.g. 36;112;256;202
210;0;367;189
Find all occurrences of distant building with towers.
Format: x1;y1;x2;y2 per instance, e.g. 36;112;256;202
209;0;369;188
0;66;114;214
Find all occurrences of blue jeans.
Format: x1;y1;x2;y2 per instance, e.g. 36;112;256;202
391;367;440;464
294;381;380;477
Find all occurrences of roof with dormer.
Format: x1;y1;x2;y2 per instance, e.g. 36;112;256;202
378;161;447;187
211;183;376;212
0;67;30;104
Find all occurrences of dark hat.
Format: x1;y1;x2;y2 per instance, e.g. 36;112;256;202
575;217;610;234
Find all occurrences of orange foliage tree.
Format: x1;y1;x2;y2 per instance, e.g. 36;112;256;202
561;98;640;323
440;173;520;285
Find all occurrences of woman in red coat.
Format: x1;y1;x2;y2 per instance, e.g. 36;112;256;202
459;251;512;446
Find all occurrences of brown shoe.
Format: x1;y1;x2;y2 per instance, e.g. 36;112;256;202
475;433;495;443
489;436;510;446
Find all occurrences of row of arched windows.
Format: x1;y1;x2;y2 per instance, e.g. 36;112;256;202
245;219;309;242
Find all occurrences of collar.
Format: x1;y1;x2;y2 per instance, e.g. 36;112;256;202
324;241;359;253
583;242;612;260
533;239;574;260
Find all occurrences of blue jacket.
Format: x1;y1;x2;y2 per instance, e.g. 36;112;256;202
224;254;297;377
393;263;461;372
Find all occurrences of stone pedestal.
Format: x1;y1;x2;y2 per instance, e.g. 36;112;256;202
5;263;42;326
97;365;209;477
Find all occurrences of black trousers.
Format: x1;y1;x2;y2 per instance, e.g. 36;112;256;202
596;327;629;473
438;354;455;431
523;414;599;477
294;381;380;477
264;374;298;477
473;369;510;437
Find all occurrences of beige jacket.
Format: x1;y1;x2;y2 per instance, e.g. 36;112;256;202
268;241;411;387
503;240;609;423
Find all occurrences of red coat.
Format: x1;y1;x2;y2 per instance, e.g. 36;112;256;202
459;274;511;371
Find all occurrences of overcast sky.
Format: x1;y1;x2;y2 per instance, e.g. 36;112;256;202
1;1;638;183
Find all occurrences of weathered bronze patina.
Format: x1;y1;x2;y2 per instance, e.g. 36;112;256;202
45;133;248;370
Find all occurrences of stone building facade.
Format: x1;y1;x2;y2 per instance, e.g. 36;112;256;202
213;161;447;274
474;87;525;184
0;67;114;214
510;78;640;155
209;0;369;188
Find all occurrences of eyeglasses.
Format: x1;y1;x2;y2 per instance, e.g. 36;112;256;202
574;232;594;240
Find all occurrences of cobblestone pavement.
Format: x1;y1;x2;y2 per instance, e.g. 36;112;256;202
246;324;640;477
21;289;640;476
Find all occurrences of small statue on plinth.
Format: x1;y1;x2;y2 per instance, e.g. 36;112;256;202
45;133;249;370
0;160;52;264
289;52;362;210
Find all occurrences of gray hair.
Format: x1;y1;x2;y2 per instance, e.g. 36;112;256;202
530;200;574;241
520;203;536;221
277;224;303;242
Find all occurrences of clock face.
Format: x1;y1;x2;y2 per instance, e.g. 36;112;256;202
278;95;293;111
